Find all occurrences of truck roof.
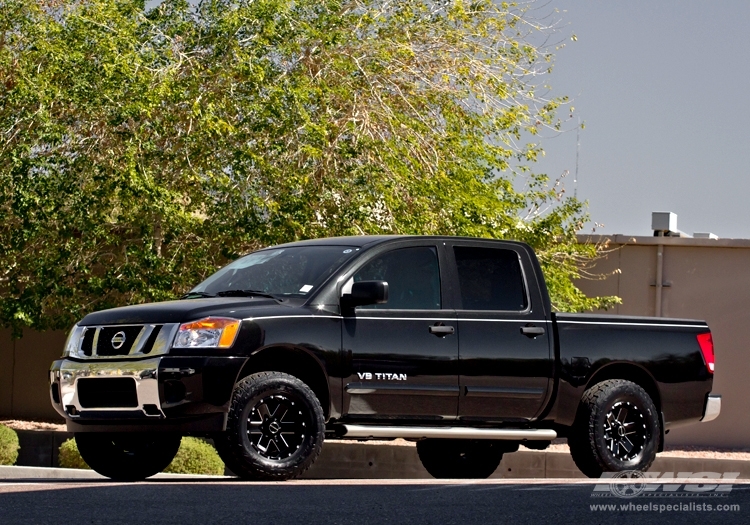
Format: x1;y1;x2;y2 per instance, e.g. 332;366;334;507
272;235;530;250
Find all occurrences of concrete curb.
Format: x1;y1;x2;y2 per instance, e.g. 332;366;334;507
301;443;750;480
0;465;228;480
5;434;750;480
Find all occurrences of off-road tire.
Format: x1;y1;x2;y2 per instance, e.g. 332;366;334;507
416;439;506;479
75;432;181;481
215;372;325;481
568;379;660;478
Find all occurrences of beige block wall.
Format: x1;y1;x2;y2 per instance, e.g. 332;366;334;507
0;329;14;417
576;236;750;449
0;329;67;421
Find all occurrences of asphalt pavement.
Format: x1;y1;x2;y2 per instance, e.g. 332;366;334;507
1;479;749;525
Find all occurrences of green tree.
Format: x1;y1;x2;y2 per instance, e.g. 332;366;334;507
0;0;618;336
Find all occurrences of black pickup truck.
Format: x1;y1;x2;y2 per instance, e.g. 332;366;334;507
49;236;720;480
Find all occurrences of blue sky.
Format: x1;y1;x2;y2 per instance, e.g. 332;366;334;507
533;0;750;238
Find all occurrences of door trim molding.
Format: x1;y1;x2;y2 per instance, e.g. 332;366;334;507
345;383;459;396
463;386;545;399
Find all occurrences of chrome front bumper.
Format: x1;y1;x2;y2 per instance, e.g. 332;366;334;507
701;394;721;422
50;357;164;419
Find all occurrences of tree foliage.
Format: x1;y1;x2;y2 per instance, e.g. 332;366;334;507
0;0;619;336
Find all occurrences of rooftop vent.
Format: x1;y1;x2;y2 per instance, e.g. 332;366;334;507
693;232;719;240
651;212;691;238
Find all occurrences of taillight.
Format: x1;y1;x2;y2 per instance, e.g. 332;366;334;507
697;332;714;374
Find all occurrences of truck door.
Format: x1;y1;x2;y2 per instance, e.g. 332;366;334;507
449;242;553;422
342;243;459;420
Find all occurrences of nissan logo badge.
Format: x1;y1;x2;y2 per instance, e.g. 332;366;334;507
111;331;127;350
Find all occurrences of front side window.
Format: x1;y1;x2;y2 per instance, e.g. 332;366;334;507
354;247;441;310
191;246;359;298
454;246;528;311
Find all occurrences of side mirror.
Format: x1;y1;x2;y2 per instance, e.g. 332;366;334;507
341;280;389;309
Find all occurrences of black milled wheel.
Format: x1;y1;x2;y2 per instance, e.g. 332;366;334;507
416;439;506;479
75;432;181;481
214;372;325;481
568;379;660;478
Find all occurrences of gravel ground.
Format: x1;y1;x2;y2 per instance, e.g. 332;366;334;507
0;419;67;431
4;419;749;461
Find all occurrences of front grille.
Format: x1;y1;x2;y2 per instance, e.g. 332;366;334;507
141;325;162;355
74;324;169;358
77;378;138;408
81;328;95;356
97;326;144;356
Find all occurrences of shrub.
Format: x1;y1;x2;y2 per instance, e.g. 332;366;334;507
164;437;225;476
57;436;224;475
0;425;20;465
58;438;90;469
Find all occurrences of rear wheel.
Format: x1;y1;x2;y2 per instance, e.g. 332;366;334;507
416;439;508;479
75;432;181;481
568;379;660;478
215;372;325;481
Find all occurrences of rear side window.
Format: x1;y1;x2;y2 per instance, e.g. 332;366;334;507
354;247;441;310
454;247;528;311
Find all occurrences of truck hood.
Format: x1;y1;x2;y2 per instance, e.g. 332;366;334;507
78;297;292;326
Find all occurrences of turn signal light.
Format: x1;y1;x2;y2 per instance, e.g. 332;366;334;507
174;317;241;349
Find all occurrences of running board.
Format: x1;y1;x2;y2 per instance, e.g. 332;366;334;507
341;425;557;441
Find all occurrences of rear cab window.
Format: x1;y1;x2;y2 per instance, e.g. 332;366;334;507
453;246;528;311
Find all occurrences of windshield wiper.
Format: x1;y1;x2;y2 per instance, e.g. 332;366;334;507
215;289;281;301
181;291;217;299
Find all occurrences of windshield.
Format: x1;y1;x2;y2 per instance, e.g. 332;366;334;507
190;246;360;298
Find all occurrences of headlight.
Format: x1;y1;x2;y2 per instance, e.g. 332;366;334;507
62;325;84;357
173;317;241;349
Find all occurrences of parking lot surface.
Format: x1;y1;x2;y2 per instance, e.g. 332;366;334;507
1;478;749;524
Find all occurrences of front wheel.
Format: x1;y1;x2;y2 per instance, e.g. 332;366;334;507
75;432;181;481
215;372;325;481
568;379;660;478
416;439;506;479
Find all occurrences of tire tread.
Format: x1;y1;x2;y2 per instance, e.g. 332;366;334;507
216;371;325;481
569;379;659;478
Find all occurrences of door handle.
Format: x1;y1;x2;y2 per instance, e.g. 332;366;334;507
521;325;545;338
429;324;455;337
